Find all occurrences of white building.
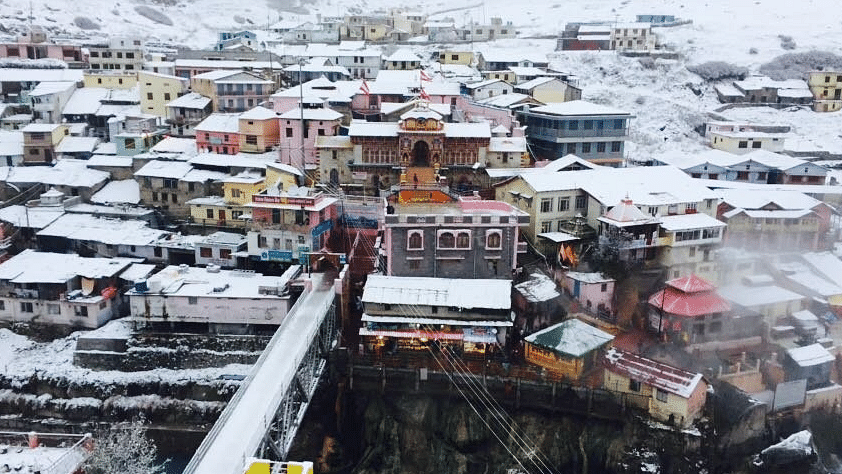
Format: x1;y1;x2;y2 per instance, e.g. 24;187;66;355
0;249;135;328
127;264;301;330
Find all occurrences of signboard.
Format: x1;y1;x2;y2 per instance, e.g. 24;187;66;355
311;218;333;239
352;171;368;180
252;195;314;206
339;254;347;265
338;214;379;230
261;249;293;262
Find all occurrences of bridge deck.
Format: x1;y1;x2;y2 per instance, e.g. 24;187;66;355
185;272;335;474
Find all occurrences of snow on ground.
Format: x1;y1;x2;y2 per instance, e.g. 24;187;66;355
0;327;250;388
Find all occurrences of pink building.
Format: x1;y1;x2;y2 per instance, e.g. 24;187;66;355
277;107;343;170
0;30;86;68
563;272;616;319
195;113;241;155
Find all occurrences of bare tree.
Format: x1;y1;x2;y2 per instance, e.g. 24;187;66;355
84;417;166;474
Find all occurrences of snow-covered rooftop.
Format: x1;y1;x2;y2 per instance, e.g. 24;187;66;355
128;265;295;299
530;100;631;117
90;179;141;205
524;318;614;357
36;213;170;246
195;113;242;133
514;272;561;303
787;343;835;367
0;249;135;283
362;275;511;310
605;348;705;399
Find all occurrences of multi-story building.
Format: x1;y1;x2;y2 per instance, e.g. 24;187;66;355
191;70;274;112
383;49;422;70
322;103;523;193
245;188;339;266
464;17;517;42
138;71;188;118
21;123;68;164
134;160;226;219
238;106;280;153
278;106;343;170
807;71;842;112
28;81;77;123
86;36;144;71
0;249;135;328
610;22;656;52
0;28;86;68
165;92;212;137
195;113;242;155
383;190;529;279
194;232;248;268
188;168;274;229
127;264;301;331
496;166;722;278
518;100;633;165
359;275;512;355
83;71;138;89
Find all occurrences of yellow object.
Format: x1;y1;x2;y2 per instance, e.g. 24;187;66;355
243;460;270;474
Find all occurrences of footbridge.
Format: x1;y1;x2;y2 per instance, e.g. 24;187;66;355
183;270;341;474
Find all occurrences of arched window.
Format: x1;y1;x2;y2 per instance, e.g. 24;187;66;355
486;231;502;249
408;231;423;250
438;232;455;249
456;231;471;249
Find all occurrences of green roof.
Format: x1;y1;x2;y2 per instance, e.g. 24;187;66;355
524;319;614;357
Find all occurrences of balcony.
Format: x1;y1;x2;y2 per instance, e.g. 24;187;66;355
528;126;630;143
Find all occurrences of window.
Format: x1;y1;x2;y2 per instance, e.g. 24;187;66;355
575;195;587;210
456;232;471;249
200;247;212;258
581;143;591;153
655;388;668;403
407;230;423;250
409;260;420;270
258;235;268;248
154;247;163;257
558;198;570;212
438;232;455;249
486;231;502;249
47;303;60;315
147;92;154;100
74;306;88;317
163;178;177;189
628;379;641;392
566;143;576;154
152;192;158;202
689;246;696;257
188;182;195;192
540;198;553;213
161;193;168;203
286;128;293;137
597;142;606;153
220;248;232;259
601;283;608;292
738;141;748;148
231;188;242;198
614;119;624;129
611;142;621;152
568;121;578;131
0;301;4;311
541;221;552;233
752;141;762;148
206;209;214;218
20;302;33;313
583;120;593;130
171;193;177;203
736;171;749;180
164;92;171;101
246;135;258;145
452;54;458;60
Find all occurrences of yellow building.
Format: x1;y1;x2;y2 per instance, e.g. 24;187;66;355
603;348;707;428
523;319;614;380
188;172;266;228
265;162;304;191
808;71;842;112
139;71;188;118
21;123;69;164
482;70;516;83
83;71;138;89
439;50;474;66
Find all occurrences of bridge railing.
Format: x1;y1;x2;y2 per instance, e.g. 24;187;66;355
183;281;318;474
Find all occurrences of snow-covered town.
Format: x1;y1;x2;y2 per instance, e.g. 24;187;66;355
0;0;841;472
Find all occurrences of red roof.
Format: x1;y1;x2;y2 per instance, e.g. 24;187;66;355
665;274;715;293
605;348;704;398
648;286;731;317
